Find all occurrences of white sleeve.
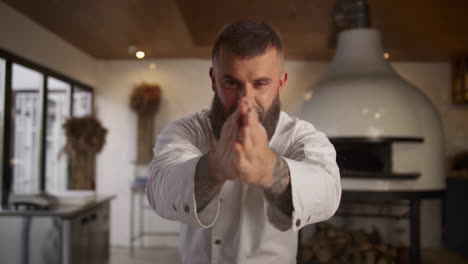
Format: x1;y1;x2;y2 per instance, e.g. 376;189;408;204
145;120;221;228
265;121;341;231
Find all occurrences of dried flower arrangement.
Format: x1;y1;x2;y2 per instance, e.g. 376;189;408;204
63;115;107;154
130;83;162;116
63;115;107;190
129;83;162;164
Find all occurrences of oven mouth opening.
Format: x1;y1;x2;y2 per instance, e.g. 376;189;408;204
330;137;423;180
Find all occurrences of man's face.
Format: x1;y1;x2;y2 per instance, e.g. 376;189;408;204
209;48;288;140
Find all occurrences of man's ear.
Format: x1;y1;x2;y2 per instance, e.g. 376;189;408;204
209;67;216;92
279;72;288;95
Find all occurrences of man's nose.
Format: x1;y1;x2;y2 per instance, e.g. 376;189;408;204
238;84;254;100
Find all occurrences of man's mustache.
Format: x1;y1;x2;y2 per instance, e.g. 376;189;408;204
228;102;264;120
210;92;280;140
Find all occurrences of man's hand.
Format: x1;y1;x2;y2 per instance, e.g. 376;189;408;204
234;98;278;188
196;97;292;214
209;107;243;183
232;97;293;217
194;106;241;212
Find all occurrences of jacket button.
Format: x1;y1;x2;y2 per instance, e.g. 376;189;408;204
215;240;221;245
295;219;301;227
184;205;190;213
172;204;177;211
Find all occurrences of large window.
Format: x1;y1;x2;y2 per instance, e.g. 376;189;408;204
46;77;71;192
0;49;94;205
10;64;44;194
73;86;93;117
0;58;5;203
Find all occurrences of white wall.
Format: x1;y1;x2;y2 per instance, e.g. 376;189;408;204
0;2;96;86
395;63;468;159
94;59;215;247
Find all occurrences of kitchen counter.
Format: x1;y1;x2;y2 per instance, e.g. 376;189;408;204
0;195;114;264
0;195;114;218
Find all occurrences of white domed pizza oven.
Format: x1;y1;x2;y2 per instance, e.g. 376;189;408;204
300;28;445;192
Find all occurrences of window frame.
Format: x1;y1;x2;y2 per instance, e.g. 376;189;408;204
0;48;94;207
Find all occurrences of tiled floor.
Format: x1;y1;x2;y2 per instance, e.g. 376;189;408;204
110;246;468;264
110;247;180;264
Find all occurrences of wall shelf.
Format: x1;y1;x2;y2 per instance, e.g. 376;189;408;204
329;137;424;144
341;170;421;180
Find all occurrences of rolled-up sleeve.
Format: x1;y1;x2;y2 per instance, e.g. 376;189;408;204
145;120;221;228
266;120;341;231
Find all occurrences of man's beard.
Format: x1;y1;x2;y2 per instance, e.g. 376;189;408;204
209;93;281;141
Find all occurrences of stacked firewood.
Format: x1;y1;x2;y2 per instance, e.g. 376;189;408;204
300;222;410;264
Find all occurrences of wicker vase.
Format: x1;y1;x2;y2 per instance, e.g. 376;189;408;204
69;151;96;190
136;114;155;164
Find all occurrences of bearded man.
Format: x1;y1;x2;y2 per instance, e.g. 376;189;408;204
146;19;341;264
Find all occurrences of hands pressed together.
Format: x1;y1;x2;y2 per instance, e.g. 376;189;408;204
209;97;278;189
195;97;292;214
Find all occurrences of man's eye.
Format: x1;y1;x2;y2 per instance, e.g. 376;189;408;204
254;82;267;87
224;80;237;89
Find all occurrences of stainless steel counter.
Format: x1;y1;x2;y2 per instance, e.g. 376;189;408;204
0;196;114;218
0;196;114;264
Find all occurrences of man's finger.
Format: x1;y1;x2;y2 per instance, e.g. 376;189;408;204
250;105;260;125
234;142;249;181
227;107;241;126
221;109;240;141
241;125;254;154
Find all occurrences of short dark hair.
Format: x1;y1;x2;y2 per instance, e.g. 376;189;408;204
212;19;284;62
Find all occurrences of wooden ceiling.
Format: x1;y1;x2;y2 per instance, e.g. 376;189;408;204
4;0;468;61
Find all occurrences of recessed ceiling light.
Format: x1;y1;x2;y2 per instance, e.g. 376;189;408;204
136;51;145;59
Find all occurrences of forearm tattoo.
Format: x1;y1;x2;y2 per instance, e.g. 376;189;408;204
264;153;294;216
194;153;224;212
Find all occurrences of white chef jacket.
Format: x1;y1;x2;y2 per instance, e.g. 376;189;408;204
146;109;341;264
